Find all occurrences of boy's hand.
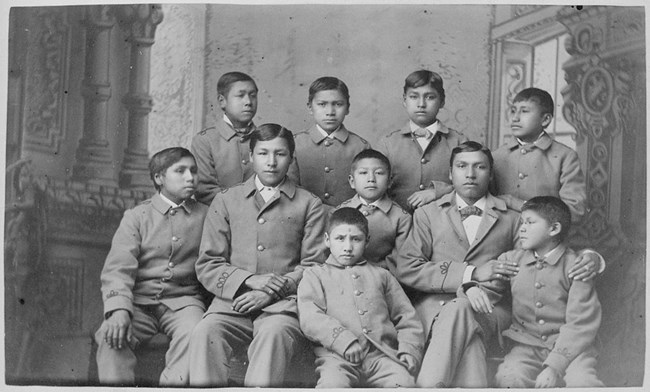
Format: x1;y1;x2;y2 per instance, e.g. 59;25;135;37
102;309;132;350
535;366;560;388
398;353;418;374
343;341;365;364
232;290;274;314
472;259;519;282
568;251;600;281
407;189;437;210
466;286;493;314
244;273;292;298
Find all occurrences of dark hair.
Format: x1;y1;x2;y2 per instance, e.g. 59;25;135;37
217;71;257;97
403;70;446;106
149;147;195;191
327;207;369;237
449;141;494;170
249;123;296;157
350;149;391;175
308;76;350;107
522;196;571;241
513;87;554;116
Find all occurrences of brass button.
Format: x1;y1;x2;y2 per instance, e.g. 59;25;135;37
324;167;331;173
170;210;176;216
168;262;175;268
536;263;544;270
419;184;425;190
324;193;331;199
242;159;248;164
362;211;370;216
536;302;543;308
172;236;179;241
257;245;265;251
258;218;265;224
362;328;369;334
521;149;527;154
535;282;542;289
354;290;361;296
538;319;545;325
351;274;359;279
420;158;428;164
518;173;526;179
541;335;548;341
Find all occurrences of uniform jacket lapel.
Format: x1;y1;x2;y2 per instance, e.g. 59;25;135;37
467;193;508;257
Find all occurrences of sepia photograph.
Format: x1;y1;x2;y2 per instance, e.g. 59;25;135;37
2;0;646;390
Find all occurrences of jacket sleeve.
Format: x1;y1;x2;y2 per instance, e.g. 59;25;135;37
384;273;425;366
297;268;358;356
100;209;141;317
385;212;412;275
558;149;588;223
191;134;222;205
195;194;253;299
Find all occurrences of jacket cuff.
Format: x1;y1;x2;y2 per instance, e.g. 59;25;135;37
330;329;358;357
104;295;133;318
543;351;571;376
398;342;424;366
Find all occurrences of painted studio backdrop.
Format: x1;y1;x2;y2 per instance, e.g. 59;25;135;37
4;3;646;387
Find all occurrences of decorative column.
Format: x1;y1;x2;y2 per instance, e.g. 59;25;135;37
118;4;164;189
72;6;116;184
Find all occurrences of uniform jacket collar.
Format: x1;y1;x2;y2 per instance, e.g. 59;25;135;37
309;124;350;144
242;175;297;200
324;254;368;268
217;116;255;141
505;131;553;151
151;193;195;215
524;243;567;266
348;194;393;214
399;120;450;136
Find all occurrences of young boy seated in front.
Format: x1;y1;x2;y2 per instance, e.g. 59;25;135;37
376;69;467;212
297;207;424;388
288;76;370;209
191;71;259;205
462;196;603;388
95;147;208;386
336;149;412;273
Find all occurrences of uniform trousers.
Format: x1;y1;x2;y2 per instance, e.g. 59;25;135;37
417;297;510;388
314;346;415;388
188;311;308;387
94;303;204;386
495;343;604;387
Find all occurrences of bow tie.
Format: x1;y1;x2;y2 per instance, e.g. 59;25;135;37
459;205;482;221
359;204;377;216
235;128;253;142
413;128;432;138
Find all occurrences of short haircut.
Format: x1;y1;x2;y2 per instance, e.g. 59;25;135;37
449;141;494;170
522;196;571;241
403;70;446;105
308;76;350;106
217;71;257;97
350;149;391;175
249;123;296;157
513;87;554;116
327;207;369;238
149;147;195;191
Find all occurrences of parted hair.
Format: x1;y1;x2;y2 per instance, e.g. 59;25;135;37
249;123;296;157
513;87;554;116
449;141;494;170
149;147;195;191
403;69;446;106
327;207;369;238
217;71;257;97
308;76;351;106
350;149;391;175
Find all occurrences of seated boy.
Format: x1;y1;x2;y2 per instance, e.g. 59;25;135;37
191;71;259;205
463;196;603;387
297;207;424;388
336;149;412;273
188;124;327;387
95;147;208;386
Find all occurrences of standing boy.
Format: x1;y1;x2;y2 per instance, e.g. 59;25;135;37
336;149;411;273
492;87;587;222
376;70;467;212
191;71;258;205
288;76;370;209
489;197;604;387
188;124;327;387
298;208;424;388
95;147;208;386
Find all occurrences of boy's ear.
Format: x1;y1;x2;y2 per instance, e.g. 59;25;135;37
541;113;553;128
324;232;330;247
153;172;164;187
348;174;355;189
218;94;227;110
549;222;562;238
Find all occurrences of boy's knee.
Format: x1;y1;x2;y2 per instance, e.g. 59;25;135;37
494;366;527;388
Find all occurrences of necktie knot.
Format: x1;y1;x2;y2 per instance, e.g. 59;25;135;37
413;128;431;138
235;127;252;142
459;205;482;221
359;204;377;215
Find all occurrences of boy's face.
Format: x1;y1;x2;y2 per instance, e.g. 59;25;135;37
509;99;552;143
325;223;367;266
219;81;258;129
449;151;492;205
308;89;349;134
348;158;390;204
250;136;292;188
403;85;443;128
519;209;558;253
154;156;198;205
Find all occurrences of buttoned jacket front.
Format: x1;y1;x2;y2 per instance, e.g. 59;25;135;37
394;192;520;330
190;117;256;205
101;194;209;317
376;122;468;211
196;176;327;316
336;195;412;272
499;246;601;373
297;256;424;366
288;125;370;207
492;133;587;221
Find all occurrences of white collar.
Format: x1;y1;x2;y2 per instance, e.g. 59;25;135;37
255;175;282;191
516;131;546;146
159;192;181;208
409;119;440;137
456;194;487;211
359;196;380;207
534;243;562;259
223;114;252;129
316;124;341;139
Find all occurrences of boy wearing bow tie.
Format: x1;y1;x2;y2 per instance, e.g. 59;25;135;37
191;71;259;205
376;70;468;212
335;149;411;273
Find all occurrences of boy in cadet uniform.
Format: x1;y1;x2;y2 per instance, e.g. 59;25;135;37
188;124;327;387
336;149;411;273
376;70;467;212
288;76;370;210
95;147;208;386
191;71;258;205
297;207;424;388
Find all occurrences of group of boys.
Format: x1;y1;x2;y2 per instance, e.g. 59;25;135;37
95;69;605;388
